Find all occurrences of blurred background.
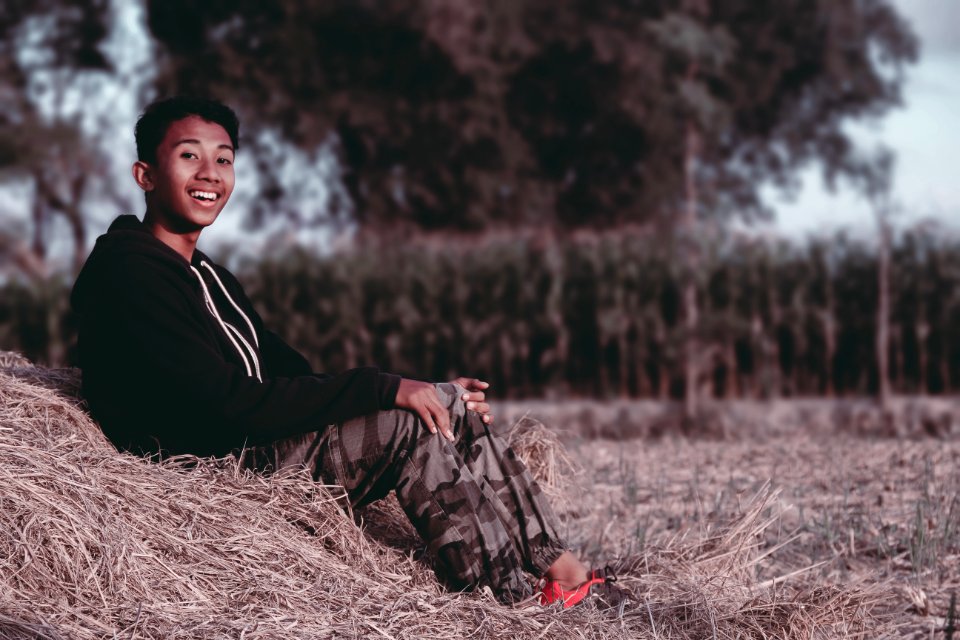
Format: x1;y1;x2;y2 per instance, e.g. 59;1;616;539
1;0;957;412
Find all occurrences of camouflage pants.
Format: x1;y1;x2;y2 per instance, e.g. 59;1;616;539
243;383;567;603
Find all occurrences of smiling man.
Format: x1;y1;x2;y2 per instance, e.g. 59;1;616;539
133;112;236;258
71;96;627;611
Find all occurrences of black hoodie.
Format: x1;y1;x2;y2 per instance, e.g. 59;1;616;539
71;215;400;457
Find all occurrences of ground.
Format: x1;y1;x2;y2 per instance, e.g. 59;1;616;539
2;359;957;638
552;422;960;638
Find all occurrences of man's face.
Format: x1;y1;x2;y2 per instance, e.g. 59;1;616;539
136;115;236;233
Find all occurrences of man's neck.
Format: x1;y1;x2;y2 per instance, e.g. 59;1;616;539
143;213;201;263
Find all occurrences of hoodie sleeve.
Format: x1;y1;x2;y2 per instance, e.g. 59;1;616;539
81;254;400;453
260;329;316;377
258;329;403;407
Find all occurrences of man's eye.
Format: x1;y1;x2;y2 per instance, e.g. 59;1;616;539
180;152;198;159
217;157;233;165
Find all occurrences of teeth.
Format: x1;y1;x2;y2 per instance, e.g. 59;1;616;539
189;190;218;201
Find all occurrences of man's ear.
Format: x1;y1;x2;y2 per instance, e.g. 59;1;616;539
132;161;154;192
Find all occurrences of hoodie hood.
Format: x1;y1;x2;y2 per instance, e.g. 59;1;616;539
71;215;199;314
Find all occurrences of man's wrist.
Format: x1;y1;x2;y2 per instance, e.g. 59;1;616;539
377;373;402;408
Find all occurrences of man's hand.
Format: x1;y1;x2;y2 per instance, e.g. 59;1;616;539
449;376;494;425
395;378;454;441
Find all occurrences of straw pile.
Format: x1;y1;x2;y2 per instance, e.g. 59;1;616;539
0;354;884;639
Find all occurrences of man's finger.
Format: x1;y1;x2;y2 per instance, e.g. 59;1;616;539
482;414;494;424
419;408;438;435
434;403;454;442
461;391;485;403
424;395;452;442
455;377;488;391
466;401;490;414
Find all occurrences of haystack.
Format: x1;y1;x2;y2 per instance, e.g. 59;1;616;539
0;354;884;639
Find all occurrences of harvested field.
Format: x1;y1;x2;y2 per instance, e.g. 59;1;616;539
500;402;960;639
557;431;960;638
0;356;956;638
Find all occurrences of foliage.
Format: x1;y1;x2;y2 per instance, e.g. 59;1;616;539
0;0;117;274
141;0;917;231
5;226;959;397
0;276;74;368
232;228;958;399
4;226;960;396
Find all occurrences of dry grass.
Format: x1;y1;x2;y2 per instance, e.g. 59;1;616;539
1;354;890;639
508;414;584;516
569;429;960;639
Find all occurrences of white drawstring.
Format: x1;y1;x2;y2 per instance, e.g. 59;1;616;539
200;261;260;347
190;265;262;382
223;321;262;380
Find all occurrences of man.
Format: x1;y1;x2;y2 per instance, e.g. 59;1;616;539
71;96;626;609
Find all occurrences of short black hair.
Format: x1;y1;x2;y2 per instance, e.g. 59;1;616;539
135;96;240;163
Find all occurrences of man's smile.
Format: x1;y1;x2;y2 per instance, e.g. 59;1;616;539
188;189;221;204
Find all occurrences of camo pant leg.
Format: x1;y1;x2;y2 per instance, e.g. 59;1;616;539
429;383;568;582
250;383;567;603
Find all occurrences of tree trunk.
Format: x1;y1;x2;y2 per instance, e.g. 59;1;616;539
653;316;670;400
63;173;89;275
541;242;569;393
917;318;929;394
681;116;700;419
819;279;838;397
31;178;48;263
749;312;764;399
723;340;739;399
636;348;652;397
618;328;630;398
940;342;951;393
766;279;783;399
823;314;837;396
893;323;905;392
876;215;892;410
42;281;66;367
32;169;89;275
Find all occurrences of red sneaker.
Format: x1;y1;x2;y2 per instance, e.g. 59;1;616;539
537;566;629;611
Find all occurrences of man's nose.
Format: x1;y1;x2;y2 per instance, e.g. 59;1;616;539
195;157;221;181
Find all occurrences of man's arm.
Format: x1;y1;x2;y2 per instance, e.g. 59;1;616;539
202;262;493;439
84;256;398;451
259;329;329;378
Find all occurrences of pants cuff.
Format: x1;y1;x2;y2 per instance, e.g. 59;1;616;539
529;538;570;578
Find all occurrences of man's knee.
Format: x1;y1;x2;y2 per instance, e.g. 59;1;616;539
379;407;430;450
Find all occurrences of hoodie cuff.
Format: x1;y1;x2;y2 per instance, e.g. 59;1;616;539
377;373;402;409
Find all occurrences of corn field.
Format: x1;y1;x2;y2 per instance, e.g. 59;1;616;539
3;227;959;399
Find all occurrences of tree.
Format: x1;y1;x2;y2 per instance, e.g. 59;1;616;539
139;0;917;419
141;0;917;236
0;0;117;276
638;0;915;415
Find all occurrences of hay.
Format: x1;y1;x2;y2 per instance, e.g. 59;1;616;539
508;414;583;515
0;354;884;639
618;487;886;639
0;352;32;369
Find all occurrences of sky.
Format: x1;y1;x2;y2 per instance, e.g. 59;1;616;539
763;0;960;238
